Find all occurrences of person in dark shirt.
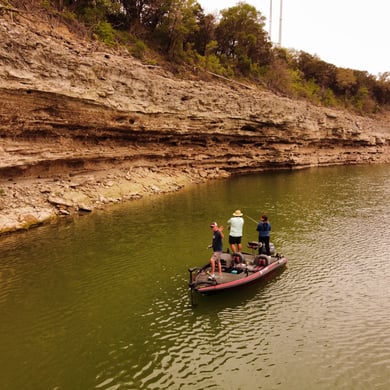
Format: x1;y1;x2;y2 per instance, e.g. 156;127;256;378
208;222;224;278
256;215;271;255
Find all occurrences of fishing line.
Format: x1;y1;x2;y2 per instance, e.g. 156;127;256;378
245;215;259;225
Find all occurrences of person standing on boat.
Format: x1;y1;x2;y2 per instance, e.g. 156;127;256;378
227;209;244;253
208;222;224;278
256;215;271;256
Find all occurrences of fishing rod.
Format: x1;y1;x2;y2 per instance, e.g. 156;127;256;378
246;215;259;225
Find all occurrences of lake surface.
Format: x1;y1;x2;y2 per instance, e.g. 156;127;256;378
0;165;389;390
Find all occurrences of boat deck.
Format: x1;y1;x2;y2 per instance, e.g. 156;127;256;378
189;248;287;296
196;268;250;284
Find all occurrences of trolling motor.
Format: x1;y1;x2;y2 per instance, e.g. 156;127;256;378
188;267;198;287
188;267;197;307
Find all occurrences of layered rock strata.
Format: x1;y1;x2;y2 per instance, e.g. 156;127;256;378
0;9;389;234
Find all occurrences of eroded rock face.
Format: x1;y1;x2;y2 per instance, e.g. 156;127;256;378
0;8;389;234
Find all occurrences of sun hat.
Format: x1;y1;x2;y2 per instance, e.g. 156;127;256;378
232;210;243;217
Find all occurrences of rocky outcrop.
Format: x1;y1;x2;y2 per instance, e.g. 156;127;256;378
0;8;389;234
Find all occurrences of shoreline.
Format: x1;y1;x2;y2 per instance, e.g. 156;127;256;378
2;162;389;236
0;165;230;236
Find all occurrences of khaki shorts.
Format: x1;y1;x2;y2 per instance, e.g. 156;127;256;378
211;252;222;262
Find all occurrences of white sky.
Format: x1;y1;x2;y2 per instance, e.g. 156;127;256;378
198;0;389;76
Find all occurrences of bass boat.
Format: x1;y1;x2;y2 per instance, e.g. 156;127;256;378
188;242;287;296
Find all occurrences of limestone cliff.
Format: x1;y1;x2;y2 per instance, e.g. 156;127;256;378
0;8;389;234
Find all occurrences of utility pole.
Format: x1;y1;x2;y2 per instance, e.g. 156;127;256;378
269;0;273;41
278;0;283;46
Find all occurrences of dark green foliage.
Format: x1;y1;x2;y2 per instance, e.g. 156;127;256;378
131;39;148;59
93;21;116;45
215;3;271;70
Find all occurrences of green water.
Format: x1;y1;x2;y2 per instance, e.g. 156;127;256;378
0;165;389;389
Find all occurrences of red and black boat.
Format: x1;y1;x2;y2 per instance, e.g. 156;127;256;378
188;242;287;296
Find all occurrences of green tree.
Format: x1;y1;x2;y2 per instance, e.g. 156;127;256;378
190;10;216;56
215;2;271;74
373;72;390;105
297;51;336;89
118;0;172;33
153;0;201;60
335;68;357;96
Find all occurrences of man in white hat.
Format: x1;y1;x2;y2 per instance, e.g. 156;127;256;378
227;210;244;253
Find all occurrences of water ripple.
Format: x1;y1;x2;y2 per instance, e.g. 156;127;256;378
1;166;390;390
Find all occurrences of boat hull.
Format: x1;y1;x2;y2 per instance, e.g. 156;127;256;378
189;254;287;295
